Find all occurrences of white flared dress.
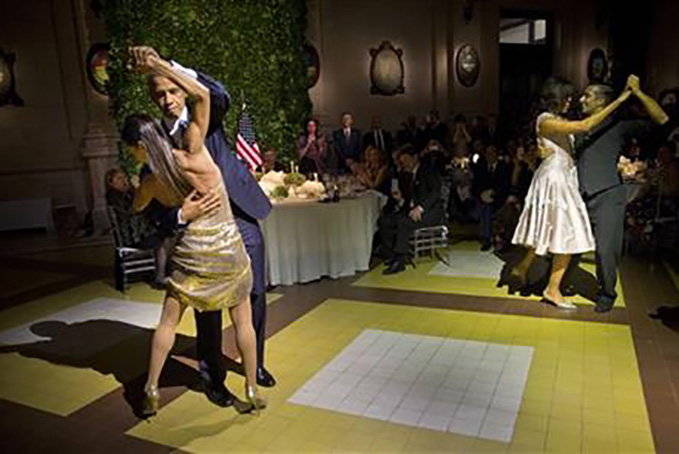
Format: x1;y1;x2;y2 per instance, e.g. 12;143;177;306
511;112;595;256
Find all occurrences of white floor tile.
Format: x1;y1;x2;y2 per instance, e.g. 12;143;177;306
449;417;483;437
479;421;514;443
425;401;459;417
418;413;453;431
461;392;493;408
390;408;424;425
287;329;533;444
455;404;487;422
364;403;396;420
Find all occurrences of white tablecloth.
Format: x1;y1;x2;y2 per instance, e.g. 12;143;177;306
260;192;383;286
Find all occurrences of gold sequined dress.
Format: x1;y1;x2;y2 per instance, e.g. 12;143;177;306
167;179;253;312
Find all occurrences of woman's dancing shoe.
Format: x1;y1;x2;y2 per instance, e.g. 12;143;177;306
142;385;159;417
245;385;267;415
542;291;576;310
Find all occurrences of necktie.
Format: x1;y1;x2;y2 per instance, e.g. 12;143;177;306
171;120;189;147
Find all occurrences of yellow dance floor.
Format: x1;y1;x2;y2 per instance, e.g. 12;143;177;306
128;298;652;453
354;242;625;308
0;280;281;416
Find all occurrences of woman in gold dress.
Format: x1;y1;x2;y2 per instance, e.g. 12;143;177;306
122;53;264;416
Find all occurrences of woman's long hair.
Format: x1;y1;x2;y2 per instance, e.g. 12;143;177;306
122;114;192;200
538;76;575;114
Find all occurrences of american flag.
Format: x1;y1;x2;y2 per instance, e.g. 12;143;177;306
235;109;263;171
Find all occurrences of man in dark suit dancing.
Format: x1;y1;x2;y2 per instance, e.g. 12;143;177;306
130;46;276;406
379;146;445;275
575;75;669;312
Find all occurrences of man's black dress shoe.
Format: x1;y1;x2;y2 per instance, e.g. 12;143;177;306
563;285;577;297
205;383;234;407
382;259;406;275
257;367;276;388
480;242;492;252
594;297;614;313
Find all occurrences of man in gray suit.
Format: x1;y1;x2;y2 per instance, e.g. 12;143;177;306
575;75;669;312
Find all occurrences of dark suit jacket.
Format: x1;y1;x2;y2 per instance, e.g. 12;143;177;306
472;159;511;207
332;128;363;172
408;163;444;221
197;72;271;222
363;129;393;153
158;72;272;231
575;116;669;197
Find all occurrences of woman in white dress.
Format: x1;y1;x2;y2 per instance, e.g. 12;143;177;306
510;77;631;308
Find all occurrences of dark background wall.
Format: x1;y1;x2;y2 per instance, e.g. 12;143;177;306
0;0;677;221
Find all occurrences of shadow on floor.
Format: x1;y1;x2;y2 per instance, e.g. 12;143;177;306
496;248;600;303
0;319;200;418
649;306;679;333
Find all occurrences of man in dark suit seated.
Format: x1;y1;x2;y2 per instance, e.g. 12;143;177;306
472;144;511;251
378;146;445;275
363;115;393;155
332;111;362;174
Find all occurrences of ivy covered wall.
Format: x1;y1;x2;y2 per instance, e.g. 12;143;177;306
102;0;311;162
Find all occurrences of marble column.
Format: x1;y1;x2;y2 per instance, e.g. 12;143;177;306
74;0;118;229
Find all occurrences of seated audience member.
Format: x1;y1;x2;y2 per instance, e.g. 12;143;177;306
396;115;424;150
378;147;444;275
625;141;679;248
105;168;170;284
298;118;327;175
363;115;393;154
472;144;511;251
451;115;472;151
260;148;285;173
487;113;500;145
624;136;644;161
354;146;391;195
422;110;449;149
446;143;476;223
493;144;534;251
332;111;362;174
420;139;448;175
470;115;490;143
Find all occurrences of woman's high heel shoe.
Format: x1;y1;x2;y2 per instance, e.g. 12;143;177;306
142;385;159;417
245;385;267;415
542;291;576;310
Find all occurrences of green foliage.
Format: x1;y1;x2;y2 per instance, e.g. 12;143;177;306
101;0;311;162
271;185;289;199
283;172;306;186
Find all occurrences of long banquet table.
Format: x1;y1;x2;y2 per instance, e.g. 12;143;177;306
260;191;383;286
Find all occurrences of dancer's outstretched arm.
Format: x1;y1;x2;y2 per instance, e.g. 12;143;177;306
149;58;210;151
130;47;210;147
627;75;669;125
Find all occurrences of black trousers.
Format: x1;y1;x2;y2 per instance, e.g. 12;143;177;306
379;206;444;258
584;185;627;302
195;217;268;386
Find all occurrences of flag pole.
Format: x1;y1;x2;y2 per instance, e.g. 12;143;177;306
240;89;246;112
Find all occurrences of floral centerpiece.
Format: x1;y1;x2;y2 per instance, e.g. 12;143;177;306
258;169;324;202
618;156;647;183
